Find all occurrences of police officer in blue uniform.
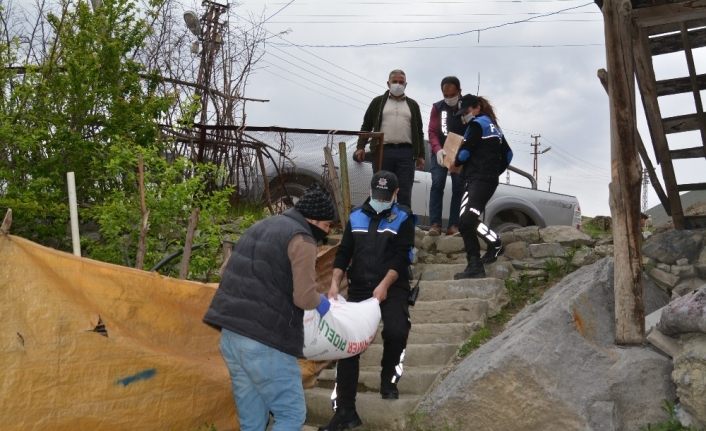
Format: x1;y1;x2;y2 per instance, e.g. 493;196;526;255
453;94;513;279
320;170;415;431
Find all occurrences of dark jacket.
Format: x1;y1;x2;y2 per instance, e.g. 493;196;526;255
333;200;415;298
203;209;313;357
357;91;425;160
428;100;466;155
455;114;513;181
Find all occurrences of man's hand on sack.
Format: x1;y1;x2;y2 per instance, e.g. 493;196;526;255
327;283;339;300
372;284;388;302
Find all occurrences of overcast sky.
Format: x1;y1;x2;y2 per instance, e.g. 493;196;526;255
225;0;700;217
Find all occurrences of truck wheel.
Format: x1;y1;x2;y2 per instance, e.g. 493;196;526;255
494;222;523;233
267;181;310;214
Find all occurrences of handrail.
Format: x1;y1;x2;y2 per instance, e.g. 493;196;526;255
508;165;537;190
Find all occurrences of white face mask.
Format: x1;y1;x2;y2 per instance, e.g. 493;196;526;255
389;83;405;97
462;112;475;124
444;96;459;107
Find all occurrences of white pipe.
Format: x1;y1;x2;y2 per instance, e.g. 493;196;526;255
67;172;81;256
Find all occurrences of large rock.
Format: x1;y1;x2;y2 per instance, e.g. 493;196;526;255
504;241;529;260
642;229;704;265
539;226;595;247
673;334;706;428
657;286;706;335
417;258;673;431
571;247;600;267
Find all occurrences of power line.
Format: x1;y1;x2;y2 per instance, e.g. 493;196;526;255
268;19;601;24
272;2;595;48
259;66;367;110
264;0;298;22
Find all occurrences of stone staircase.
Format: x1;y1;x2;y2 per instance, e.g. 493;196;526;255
303;259;509;430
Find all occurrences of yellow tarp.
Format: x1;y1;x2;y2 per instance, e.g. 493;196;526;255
0;234;329;431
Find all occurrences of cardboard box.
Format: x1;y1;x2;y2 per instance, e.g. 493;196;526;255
443;132;464;171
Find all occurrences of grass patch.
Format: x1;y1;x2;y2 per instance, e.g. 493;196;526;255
406;411;462;431
457;327;492;358
640;401;699;431
581;216;611;239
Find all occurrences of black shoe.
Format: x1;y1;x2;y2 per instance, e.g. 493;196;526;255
381;384;399;400
318;406;363;431
454;255;486;280
481;241;503;264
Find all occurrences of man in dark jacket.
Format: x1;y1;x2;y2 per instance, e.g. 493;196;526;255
204;185;335;431
319;171;415;431
353;69;425;208
427;76;466;236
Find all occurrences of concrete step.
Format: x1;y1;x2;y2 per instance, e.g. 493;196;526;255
410;298;488;324
359;343;458;367
372;322;479;345
305;387;419;430
415;263;467;281
417;278;505;301
318;365;443;395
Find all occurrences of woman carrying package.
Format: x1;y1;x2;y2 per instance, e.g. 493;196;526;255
452;94;513;280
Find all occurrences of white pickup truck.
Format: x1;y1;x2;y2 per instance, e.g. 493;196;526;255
252;135;581;232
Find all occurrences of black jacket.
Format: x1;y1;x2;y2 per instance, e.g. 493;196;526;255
455;114;512;181
203;209;312;357
334;201;415;298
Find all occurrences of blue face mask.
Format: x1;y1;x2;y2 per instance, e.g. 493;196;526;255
369;198;393;214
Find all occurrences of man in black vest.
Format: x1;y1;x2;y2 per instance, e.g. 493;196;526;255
319;171;415;431
204;185;335;431
427;76;466;236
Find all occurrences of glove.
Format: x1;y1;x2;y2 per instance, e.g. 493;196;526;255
315;294;330;317
436;149;446;166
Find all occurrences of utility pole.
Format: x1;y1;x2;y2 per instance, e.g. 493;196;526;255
530;134;551;181
641;168;649;212
548;176;552;192
506;170;510;184
191;0;228;163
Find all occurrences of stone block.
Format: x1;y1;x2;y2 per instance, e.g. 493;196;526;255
421;235;438;251
435;235;465;254
529;243;566;258
594;244;614;257
572;248;599;267
504;241;529;260
648;267;680;291
673;334;706;428
671;265;696;278
539;225;595;247
512;226;540;244
657;263;670;271
677;258;690;266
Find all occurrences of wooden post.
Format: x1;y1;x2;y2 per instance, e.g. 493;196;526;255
179;208;200;279
1;208;11;234
324;147;346;223
135;155;150;270
219;240;234;277
601;0;645;344
256;148;275;214
338;141;351;224
375;134;384;172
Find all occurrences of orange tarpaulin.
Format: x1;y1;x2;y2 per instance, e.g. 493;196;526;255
0;234;332;430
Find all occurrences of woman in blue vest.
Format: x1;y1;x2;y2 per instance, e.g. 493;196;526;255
453;94;513;279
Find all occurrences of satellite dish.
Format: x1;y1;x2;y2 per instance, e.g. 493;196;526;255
183;11;201;37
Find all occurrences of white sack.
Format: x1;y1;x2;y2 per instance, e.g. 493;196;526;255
303;296;381;360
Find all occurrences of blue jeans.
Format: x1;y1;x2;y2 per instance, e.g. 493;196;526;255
219;329;306;431
429;153;462;227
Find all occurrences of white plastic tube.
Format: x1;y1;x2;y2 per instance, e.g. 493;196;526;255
67;172;81;256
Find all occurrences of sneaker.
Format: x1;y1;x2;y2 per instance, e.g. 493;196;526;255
428;224;442;236
481;241;503;264
318;406;363;431
446;225;459;236
454;256;486;280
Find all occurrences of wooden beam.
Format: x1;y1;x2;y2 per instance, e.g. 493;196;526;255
650;26;706;55
598;69;670;212
633;0;706;29
677;182;706;191
644;17;706;37
680;23;706;154
324;147;345;226
135;155;150;270
602;0;645;344
179;208;200;279
671;146;706;159
656;74;706;97
633;25;686;227
663;113;701;133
